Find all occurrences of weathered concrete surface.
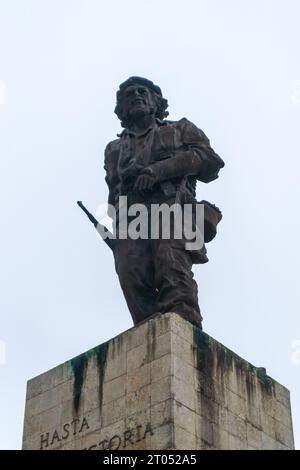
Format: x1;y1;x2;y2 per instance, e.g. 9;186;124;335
22;313;294;450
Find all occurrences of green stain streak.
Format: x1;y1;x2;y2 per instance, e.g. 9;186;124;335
193;327;275;397
257;367;274;395
96;342;109;415
70;342;109;414
146;320;157;363
70;353;89;414
193;327;215;373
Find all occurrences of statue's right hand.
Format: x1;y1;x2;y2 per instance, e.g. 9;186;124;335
134;173;156;192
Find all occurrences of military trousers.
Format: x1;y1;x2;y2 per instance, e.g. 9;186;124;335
113;202;202;328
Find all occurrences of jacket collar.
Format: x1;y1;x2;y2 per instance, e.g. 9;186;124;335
117;118;166;138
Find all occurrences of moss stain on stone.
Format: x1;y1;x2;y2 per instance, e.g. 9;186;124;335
70;352;89;414
146;320;157;363
70;341;109;414
193;327;213;374
245;370;256;404
193;326;277;448
257;367;274;396
95;342;109;416
193;326;219;449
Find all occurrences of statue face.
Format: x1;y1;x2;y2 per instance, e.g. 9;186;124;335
121;84;156;122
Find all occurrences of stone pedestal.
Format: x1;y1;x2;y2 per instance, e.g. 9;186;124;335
22;313;294;450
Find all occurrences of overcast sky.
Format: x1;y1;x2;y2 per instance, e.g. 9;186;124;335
0;0;299;449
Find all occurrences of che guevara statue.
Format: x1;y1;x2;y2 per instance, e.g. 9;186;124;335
79;77;224;329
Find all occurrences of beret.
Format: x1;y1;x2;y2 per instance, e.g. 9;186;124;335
117;76;162;99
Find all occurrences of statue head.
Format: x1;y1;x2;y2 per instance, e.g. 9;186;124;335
114;76;169;128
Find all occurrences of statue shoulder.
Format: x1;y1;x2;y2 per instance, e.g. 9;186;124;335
104;138;121;178
105;138;121;157
163;117;203;132
161;117;191;128
162;118;209;143
181;117;211;144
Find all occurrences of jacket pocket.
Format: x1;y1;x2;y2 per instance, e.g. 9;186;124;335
151;126;176;161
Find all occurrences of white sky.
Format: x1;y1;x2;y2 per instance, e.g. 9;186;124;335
0;0;299;450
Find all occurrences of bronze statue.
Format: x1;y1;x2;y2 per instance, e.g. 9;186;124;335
80;77;224;329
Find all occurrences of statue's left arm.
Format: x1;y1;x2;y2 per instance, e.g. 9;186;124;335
142;118;224;184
